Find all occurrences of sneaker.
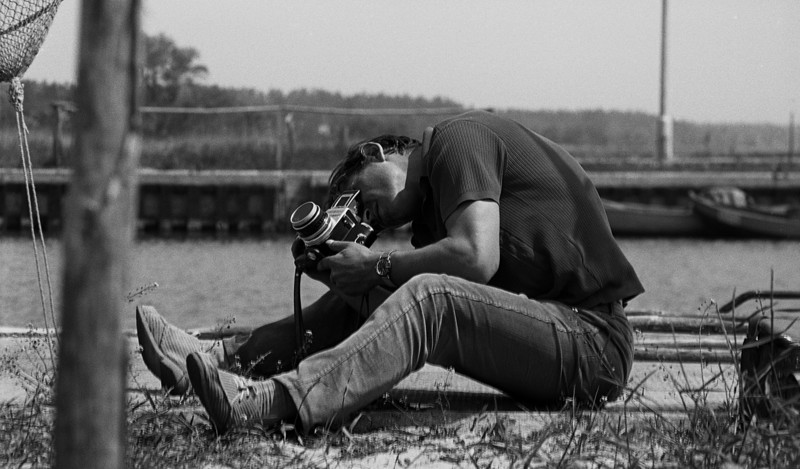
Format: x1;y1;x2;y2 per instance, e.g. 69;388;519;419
136;305;208;395
186;352;289;434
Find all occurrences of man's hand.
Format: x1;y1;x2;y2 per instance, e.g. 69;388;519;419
292;237;331;286
317;240;380;296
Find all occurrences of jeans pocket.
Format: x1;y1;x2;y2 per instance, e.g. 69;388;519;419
577;327;628;404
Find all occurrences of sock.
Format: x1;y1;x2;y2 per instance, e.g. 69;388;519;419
263;380;296;422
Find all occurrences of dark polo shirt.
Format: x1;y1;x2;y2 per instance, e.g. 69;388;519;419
411;111;644;309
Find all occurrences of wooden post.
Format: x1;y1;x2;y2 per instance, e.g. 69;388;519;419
53;0;140;468
274;109;284;170
51;102;64;167
50;101;76;167
285;112;296;166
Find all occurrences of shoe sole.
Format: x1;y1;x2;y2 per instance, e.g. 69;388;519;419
186;352;229;434
136;305;190;395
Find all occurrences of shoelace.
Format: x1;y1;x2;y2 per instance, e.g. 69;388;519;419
229;374;269;422
232;375;260;402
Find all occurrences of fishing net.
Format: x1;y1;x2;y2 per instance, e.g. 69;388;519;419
0;0;62;344
0;0;62;85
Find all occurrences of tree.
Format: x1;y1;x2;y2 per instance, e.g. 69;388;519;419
142;33;208;105
142;33;209;136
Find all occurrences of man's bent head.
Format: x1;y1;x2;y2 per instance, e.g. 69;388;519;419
326;135;420;210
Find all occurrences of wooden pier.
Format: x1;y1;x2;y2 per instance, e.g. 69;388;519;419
2;168;800;234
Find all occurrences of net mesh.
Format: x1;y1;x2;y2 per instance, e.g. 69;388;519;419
0;1;62;346
0;0;62;83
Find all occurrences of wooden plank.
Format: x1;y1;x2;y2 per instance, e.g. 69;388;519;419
628;314;750;334
591;170;800;189
637;333;733;348
5;168;800;189
139;103;466;117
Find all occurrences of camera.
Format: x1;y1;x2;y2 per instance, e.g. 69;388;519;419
290;190;376;267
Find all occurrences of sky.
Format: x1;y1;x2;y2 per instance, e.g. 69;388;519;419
21;0;800;125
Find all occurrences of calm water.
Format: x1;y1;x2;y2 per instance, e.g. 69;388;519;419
2;235;799;330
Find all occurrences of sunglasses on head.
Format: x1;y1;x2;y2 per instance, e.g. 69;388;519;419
358;141;388;160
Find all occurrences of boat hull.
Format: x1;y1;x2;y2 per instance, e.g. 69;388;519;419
602;199;708;237
689;192;800;239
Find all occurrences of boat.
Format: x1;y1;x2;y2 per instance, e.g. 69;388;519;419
689;187;800;239
602;199;708;237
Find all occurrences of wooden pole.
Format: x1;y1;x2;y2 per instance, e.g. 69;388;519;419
51;102;64;167
51;101;76;168
274;109;284;170
285;111;296;164
54;0;140;467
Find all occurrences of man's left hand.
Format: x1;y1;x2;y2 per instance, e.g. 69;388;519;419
317;240;380;296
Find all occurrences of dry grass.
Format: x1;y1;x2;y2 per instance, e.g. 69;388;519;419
0;128;55;168
2;301;800;468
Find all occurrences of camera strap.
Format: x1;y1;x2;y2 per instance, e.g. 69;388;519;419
293;266;307;362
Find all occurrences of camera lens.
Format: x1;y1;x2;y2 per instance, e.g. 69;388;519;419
290;202;333;245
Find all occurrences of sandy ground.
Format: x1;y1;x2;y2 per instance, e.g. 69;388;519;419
0;327;737;408
0;328;741;467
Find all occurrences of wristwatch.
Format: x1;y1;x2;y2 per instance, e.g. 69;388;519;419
376;250;396;279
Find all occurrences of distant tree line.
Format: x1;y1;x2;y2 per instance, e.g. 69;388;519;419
0;33;793;170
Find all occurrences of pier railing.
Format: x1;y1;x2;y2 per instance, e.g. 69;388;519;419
38;101;799;172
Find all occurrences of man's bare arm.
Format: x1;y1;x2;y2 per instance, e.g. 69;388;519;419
389;199;500;285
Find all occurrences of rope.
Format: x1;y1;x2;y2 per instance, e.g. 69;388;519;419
10;77;58;367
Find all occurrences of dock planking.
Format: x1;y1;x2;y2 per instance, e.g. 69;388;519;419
2;168;800;234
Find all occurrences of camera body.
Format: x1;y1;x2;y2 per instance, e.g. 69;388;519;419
290;190;376;267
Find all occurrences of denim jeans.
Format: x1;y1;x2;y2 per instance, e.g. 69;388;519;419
225;273;633;430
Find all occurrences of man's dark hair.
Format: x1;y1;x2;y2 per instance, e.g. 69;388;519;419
326;134;420;208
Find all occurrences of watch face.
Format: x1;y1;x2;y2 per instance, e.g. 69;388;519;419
376;255;391;277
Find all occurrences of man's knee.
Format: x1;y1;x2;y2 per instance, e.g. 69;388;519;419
389;273;463;324
401;273;452;295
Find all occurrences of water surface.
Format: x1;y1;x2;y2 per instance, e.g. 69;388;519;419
2;235;798;330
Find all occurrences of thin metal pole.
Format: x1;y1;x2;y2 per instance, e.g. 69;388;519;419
659;0;668;118
657;0;673;164
789;111;795;165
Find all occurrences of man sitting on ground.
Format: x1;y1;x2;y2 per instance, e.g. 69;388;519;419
137;110;644;434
